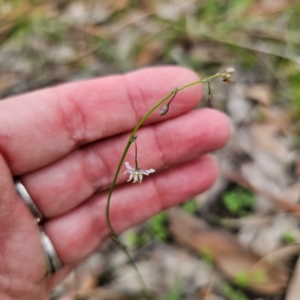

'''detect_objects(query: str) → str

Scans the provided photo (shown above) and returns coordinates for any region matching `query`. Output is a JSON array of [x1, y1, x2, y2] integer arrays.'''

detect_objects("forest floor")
[[1, 1, 300, 300]]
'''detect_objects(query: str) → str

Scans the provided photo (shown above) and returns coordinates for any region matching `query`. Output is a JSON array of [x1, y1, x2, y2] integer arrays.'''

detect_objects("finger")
[[44, 155, 218, 265], [0, 67, 201, 174], [22, 109, 229, 217]]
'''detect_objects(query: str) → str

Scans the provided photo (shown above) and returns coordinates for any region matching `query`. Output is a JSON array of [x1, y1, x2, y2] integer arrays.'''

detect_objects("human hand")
[[0, 66, 230, 299]]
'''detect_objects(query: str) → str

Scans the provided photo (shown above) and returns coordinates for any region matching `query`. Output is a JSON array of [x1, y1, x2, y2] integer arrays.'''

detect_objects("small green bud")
[[159, 88, 178, 116], [159, 105, 169, 115], [206, 94, 213, 105]]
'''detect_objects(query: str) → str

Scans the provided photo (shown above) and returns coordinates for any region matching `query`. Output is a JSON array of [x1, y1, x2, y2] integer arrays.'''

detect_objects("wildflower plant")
[[105, 67, 236, 299]]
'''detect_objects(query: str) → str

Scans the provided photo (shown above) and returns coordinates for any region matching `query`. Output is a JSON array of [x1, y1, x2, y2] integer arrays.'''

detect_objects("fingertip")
[[198, 108, 231, 150], [213, 110, 231, 148], [198, 154, 219, 189]]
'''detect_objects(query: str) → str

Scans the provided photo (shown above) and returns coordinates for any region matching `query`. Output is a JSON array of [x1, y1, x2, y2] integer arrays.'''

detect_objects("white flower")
[[124, 162, 155, 183]]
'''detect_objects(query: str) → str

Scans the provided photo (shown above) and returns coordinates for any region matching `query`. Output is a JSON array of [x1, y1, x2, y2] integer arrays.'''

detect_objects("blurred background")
[[1, 0, 300, 299]]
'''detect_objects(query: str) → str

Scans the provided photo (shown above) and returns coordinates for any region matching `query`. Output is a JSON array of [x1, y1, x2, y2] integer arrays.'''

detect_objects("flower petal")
[[133, 172, 139, 183], [138, 172, 143, 183], [140, 168, 155, 175], [125, 162, 135, 171], [127, 173, 134, 182]]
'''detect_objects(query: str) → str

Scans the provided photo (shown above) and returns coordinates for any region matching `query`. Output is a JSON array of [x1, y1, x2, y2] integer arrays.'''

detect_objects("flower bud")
[[159, 105, 169, 115], [226, 67, 235, 73], [206, 94, 213, 105]]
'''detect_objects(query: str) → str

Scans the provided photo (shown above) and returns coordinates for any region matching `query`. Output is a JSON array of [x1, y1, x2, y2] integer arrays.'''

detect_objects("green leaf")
[[221, 283, 249, 300], [182, 199, 197, 214], [223, 187, 254, 216]]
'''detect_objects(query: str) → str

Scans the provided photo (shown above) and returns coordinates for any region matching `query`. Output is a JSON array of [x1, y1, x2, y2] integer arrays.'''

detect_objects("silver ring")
[[15, 178, 43, 223], [15, 178, 64, 275], [40, 227, 64, 275]]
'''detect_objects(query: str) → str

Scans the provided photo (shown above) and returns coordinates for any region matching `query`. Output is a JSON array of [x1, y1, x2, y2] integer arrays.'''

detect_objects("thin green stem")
[[105, 89, 175, 237], [105, 72, 222, 298], [117, 238, 150, 298], [134, 138, 138, 170], [177, 73, 221, 91]]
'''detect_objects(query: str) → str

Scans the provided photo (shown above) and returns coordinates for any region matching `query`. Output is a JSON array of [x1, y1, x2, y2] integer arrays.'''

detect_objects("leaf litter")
[[1, 1, 300, 300]]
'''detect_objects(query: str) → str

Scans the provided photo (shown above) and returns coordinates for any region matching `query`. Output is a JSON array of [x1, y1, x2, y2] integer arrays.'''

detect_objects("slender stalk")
[[134, 138, 138, 170], [105, 89, 175, 237], [105, 90, 176, 299], [117, 238, 151, 298], [106, 73, 221, 234], [105, 72, 222, 298]]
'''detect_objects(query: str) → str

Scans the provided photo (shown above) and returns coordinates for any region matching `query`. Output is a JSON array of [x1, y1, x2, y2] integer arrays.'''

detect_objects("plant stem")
[[105, 72, 221, 298]]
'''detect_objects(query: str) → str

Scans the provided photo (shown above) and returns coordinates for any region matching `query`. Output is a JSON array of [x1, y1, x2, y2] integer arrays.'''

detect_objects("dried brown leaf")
[[252, 123, 287, 156], [246, 84, 272, 106], [259, 245, 300, 265], [168, 208, 288, 295], [111, 0, 130, 11], [135, 42, 163, 67], [0, 75, 18, 95], [248, 0, 297, 17], [76, 272, 97, 297], [258, 106, 292, 134], [285, 255, 300, 300]]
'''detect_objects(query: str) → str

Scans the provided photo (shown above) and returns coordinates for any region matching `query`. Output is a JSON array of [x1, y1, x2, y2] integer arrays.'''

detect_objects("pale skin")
[[0, 66, 230, 299]]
